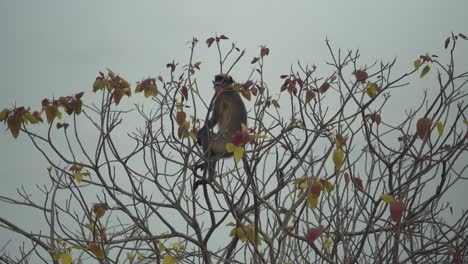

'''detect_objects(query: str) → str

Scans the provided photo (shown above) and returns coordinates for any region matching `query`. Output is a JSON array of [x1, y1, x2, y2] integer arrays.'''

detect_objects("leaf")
[[158, 242, 166, 253], [323, 236, 331, 249], [271, 100, 280, 108], [181, 86, 188, 101], [390, 200, 405, 222], [332, 149, 344, 170], [344, 172, 350, 186], [113, 89, 123, 105], [354, 70, 368, 83], [0, 108, 9, 122], [7, 115, 21, 138], [241, 89, 251, 101], [444, 37, 450, 49], [92, 203, 108, 219], [416, 117, 432, 140], [413, 59, 421, 71], [176, 111, 186, 126], [307, 226, 323, 243], [380, 194, 394, 204], [260, 47, 269, 57], [251, 57, 259, 64], [436, 121, 444, 137], [89, 243, 105, 260], [305, 90, 315, 103], [366, 82, 378, 98], [93, 78, 106, 92], [61, 253, 72, 264], [74, 173, 84, 183], [335, 134, 347, 149], [354, 177, 364, 192], [371, 112, 382, 125], [307, 193, 319, 208], [420, 65, 431, 78], [319, 82, 330, 93], [219, 34, 228, 40]]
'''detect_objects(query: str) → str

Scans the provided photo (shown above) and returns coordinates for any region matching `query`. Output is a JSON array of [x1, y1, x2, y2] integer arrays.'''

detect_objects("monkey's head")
[[213, 74, 234, 90]]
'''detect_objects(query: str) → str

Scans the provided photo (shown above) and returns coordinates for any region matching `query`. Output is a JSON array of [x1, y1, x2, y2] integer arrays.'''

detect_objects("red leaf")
[[319, 82, 330, 93], [177, 126, 186, 139], [419, 55, 432, 62], [354, 70, 368, 83], [251, 57, 259, 64], [354, 177, 364, 191], [416, 117, 432, 140], [297, 78, 304, 88], [305, 90, 315, 103], [206, 37, 215, 48], [307, 226, 323, 243], [260, 47, 269, 57], [390, 200, 405, 222], [219, 34, 228, 40], [344, 172, 350, 185], [232, 130, 245, 146], [243, 80, 254, 89], [181, 86, 188, 101], [75, 92, 84, 100]]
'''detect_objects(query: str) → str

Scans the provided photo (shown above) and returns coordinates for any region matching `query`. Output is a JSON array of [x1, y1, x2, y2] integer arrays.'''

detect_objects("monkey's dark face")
[[213, 74, 234, 88]]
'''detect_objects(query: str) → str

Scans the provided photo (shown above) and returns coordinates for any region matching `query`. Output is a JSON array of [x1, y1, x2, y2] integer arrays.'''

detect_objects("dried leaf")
[[444, 37, 450, 49], [181, 86, 188, 101], [7, 115, 21, 138], [354, 177, 364, 192], [305, 90, 315, 103], [354, 70, 368, 83], [260, 47, 269, 57], [176, 112, 186, 126], [89, 243, 105, 260]]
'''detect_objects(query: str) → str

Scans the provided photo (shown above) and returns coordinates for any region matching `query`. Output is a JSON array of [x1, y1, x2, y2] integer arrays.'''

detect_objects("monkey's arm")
[[206, 100, 220, 129]]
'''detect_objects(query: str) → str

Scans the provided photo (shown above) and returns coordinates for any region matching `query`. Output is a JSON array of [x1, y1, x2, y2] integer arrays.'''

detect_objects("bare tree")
[[1, 34, 467, 264]]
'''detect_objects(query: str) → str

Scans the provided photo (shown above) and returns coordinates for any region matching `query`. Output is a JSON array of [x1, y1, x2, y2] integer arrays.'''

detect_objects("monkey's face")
[[213, 74, 234, 89]]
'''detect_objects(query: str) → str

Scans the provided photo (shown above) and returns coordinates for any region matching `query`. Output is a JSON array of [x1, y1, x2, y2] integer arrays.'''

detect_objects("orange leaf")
[[7, 115, 21, 138], [113, 89, 123, 105], [176, 112, 186, 126], [416, 117, 432, 140], [89, 243, 105, 260], [390, 200, 405, 222]]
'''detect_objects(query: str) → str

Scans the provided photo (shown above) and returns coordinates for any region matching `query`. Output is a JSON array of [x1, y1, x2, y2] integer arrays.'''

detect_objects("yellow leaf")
[[162, 254, 176, 264], [137, 253, 144, 260], [74, 173, 84, 183], [321, 180, 334, 192], [52, 252, 61, 261], [420, 65, 431, 78], [324, 236, 331, 250], [0, 108, 8, 122], [414, 59, 421, 71], [465, 120, 468, 125], [175, 102, 183, 111], [158, 242, 166, 253], [299, 182, 308, 190], [127, 253, 135, 264], [172, 243, 181, 250], [233, 147, 245, 163], [226, 143, 236, 152], [366, 82, 378, 98], [307, 193, 319, 208], [437, 121, 444, 137], [380, 193, 394, 204], [236, 227, 247, 242], [61, 253, 72, 264], [93, 79, 106, 92], [332, 149, 344, 170]]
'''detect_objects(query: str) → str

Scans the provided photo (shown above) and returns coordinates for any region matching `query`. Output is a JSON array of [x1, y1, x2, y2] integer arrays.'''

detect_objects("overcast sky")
[[1, 0, 467, 258]]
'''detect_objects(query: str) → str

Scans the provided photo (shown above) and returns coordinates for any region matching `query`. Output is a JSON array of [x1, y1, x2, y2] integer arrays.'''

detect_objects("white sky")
[[0, 0, 467, 258]]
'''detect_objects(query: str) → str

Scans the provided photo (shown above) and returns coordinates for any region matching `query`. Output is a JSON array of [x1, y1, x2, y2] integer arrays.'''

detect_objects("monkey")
[[195, 74, 247, 185]]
